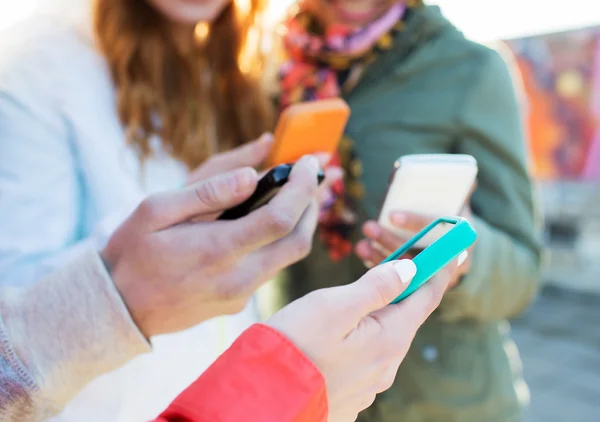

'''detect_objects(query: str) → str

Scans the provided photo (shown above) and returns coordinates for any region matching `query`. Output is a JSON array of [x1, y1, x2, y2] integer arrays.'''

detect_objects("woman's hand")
[[355, 203, 474, 290], [103, 156, 323, 338], [187, 132, 342, 207], [268, 257, 460, 422]]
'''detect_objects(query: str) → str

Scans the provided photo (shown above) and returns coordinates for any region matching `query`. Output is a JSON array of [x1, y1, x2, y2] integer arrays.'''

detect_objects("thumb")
[[366, 256, 462, 339], [328, 260, 417, 331], [137, 167, 259, 230], [218, 133, 274, 170]]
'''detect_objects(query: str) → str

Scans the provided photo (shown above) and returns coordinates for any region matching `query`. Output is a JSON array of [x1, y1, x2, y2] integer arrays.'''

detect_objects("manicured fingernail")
[[302, 155, 320, 171], [314, 152, 331, 163], [372, 241, 387, 255], [260, 133, 274, 144], [391, 213, 407, 225], [365, 221, 381, 238], [457, 251, 469, 266], [362, 260, 375, 269], [394, 259, 417, 284]]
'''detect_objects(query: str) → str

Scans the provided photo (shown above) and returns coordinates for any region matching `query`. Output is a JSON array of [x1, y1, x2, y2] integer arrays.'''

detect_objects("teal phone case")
[[380, 217, 477, 304]]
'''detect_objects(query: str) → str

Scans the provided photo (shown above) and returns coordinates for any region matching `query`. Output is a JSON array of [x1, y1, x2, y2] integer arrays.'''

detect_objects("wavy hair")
[[93, 0, 274, 168]]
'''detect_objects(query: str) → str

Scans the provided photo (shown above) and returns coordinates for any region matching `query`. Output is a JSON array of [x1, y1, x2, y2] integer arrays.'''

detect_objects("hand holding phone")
[[218, 163, 325, 221], [380, 217, 477, 303]]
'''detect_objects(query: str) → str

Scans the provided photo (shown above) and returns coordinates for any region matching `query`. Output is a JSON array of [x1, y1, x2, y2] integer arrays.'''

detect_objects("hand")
[[187, 133, 274, 185], [356, 207, 474, 290], [188, 133, 342, 205], [314, 154, 343, 206], [102, 156, 322, 338], [268, 258, 460, 422]]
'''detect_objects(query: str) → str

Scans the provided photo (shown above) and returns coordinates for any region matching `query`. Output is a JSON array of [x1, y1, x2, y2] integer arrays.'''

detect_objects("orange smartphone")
[[266, 98, 351, 167]]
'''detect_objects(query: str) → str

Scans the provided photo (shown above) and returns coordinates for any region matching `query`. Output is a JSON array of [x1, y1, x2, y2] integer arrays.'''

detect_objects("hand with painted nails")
[[355, 205, 474, 290], [268, 258, 455, 422]]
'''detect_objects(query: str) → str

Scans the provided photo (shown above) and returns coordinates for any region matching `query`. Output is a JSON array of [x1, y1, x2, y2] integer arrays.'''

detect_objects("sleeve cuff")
[[0, 248, 151, 411]]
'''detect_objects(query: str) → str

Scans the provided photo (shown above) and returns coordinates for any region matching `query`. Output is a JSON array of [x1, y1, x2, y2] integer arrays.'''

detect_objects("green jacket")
[[264, 6, 542, 422]]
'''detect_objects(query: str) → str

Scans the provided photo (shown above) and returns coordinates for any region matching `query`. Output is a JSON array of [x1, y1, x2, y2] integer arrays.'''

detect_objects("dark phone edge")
[[217, 164, 324, 221]]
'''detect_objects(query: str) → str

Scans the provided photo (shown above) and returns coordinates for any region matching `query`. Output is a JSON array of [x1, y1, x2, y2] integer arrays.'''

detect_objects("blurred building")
[[504, 27, 600, 292]]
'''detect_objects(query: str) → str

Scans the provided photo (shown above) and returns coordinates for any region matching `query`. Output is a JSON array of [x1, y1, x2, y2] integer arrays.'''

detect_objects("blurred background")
[[1, 1, 599, 421]]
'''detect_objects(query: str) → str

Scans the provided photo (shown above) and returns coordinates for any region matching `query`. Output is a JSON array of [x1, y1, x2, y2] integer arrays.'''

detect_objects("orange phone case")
[[267, 98, 351, 167]]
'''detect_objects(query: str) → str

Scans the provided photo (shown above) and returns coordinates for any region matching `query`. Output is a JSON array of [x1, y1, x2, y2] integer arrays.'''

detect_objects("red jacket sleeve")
[[153, 324, 328, 422]]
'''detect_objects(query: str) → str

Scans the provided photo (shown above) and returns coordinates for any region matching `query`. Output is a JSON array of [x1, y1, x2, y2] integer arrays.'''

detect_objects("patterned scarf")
[[279, 0, 422, 261]]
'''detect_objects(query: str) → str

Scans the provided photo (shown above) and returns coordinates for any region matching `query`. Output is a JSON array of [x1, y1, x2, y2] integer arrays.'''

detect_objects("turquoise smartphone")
[[380, 217, 477, 304]]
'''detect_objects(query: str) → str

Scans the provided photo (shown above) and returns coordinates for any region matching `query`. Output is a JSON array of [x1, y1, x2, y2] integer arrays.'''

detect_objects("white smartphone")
[[377, 154, 478, 249]]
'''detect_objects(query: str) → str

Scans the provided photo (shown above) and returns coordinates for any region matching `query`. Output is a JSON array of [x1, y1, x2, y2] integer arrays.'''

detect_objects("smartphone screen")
[[378, 154, 478, 248]]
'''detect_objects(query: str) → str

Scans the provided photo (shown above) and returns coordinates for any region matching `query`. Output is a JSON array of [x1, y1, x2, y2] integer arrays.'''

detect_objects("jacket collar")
[[346, 5, 456, 97]]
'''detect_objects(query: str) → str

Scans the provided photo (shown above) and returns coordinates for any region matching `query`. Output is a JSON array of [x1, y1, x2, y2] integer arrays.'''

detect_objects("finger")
[[323, 166, 344, 185], [136, 167, 258, 231], [218, 155, 320, 254], [313, 152, 332, 168], [355, 239, 387, 268], [316, 188, 333, 206], [238, 200, 320, 296], [326, 260, 417, 332], [316, 166, 343, 205], [362, 221, 408, 255], [457, 250, 469, 267], [367, 257, 460, 339], [389, 212, 435, 233], [216, 133, 274, 170]]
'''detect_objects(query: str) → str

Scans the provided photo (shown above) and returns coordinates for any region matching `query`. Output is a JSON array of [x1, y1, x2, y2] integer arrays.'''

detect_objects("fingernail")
[[303, 155, 320, 172], [314, 152, 331, 163], [457, 251, 469, 267], [362, 260, 375, 269], [394, 260, 417, 284], [372, 241, 387, 255], [260, 133, 274, 144], [391, 213, 407, 225], [365, 221, 381, 238], [234, 168, 257, 193]]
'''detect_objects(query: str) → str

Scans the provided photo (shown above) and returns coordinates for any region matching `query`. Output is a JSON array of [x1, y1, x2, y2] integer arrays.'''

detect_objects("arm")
[[438, 50, 543, 322], [0, 89, 143, 289], [0, 250, 150, 422], [0, 66, 148, 420], [154, 324, 327, 422]]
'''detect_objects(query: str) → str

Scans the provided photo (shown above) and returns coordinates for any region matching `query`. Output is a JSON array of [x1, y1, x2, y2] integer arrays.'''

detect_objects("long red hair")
[[93, 0, 274, 169]]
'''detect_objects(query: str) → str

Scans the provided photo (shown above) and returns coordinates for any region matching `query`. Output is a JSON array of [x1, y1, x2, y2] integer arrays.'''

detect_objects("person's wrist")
[[100, 247, 154, 340]]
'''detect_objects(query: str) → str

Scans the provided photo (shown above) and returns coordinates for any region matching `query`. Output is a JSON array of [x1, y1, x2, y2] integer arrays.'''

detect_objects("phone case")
[[267, 98, 350, 167], [218, 164, 325, 220], [380, 217, 477, 304]]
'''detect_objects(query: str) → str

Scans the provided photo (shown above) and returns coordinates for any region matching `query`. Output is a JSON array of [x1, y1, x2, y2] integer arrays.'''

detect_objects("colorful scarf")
[[279, 0, 423, 261]]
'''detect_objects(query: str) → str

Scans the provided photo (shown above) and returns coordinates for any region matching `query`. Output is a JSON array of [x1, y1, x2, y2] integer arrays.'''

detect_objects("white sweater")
[[0, 16, 258, 422]]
